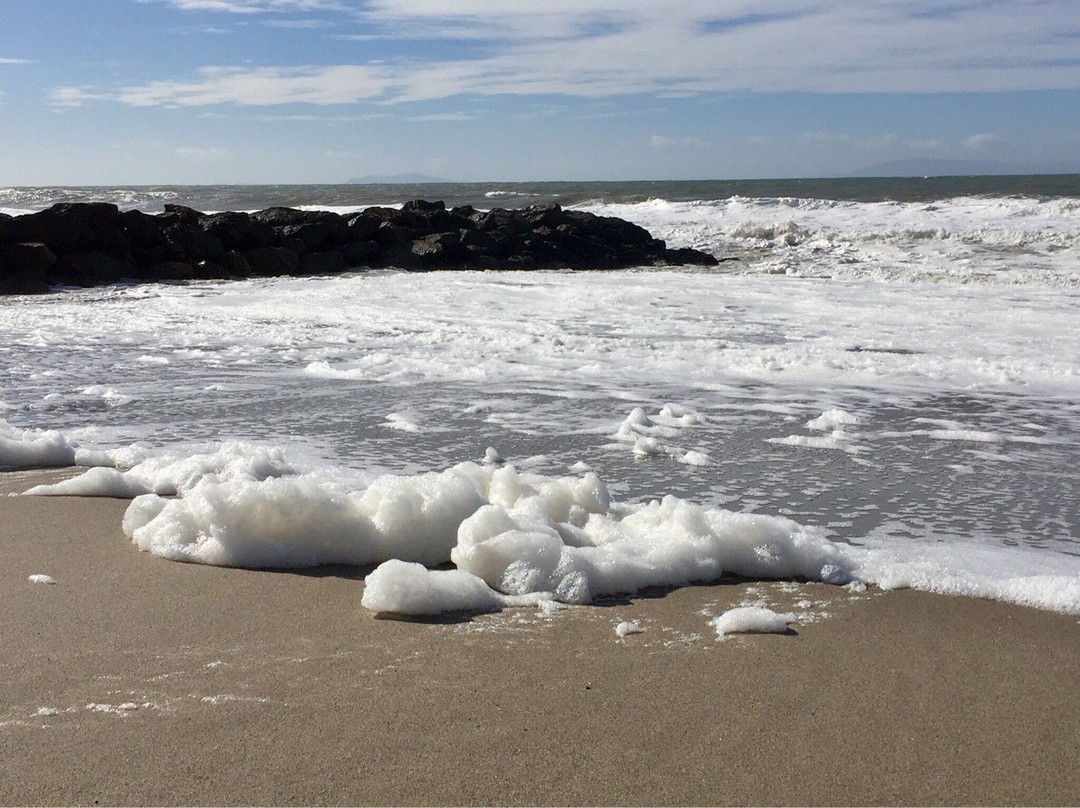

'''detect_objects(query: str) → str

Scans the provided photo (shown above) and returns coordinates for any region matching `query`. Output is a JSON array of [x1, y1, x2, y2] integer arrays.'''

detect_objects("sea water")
[[2, 177, 1079, 615]]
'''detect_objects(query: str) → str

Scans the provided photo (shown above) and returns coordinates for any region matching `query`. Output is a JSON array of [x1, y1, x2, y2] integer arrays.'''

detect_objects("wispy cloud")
[[144, 0, 343, 13], [650, 134, 711, 149], [65, 0, 1080, 107], [0, 57, 34, 64], [964, 132, 1001, 150], [114, 65, 391, 106], [175, 146, 229, 159], [406, 111, 475, 122]]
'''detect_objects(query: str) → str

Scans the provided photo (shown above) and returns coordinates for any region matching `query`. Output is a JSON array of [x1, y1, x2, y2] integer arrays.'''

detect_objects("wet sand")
[[2, 470, 1079, 806]]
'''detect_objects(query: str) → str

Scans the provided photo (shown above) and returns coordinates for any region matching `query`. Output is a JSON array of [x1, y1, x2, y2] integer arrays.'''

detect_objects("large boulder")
[[0, 242, 56, 294], [49, 251, 132, 287], [299, 251, 348, 276], [246, 246, 301, 276], [9, 206, 88, 253], [2, 242, 57, 273], [411, 232, 467, 268], [163, 222, 226, 262]]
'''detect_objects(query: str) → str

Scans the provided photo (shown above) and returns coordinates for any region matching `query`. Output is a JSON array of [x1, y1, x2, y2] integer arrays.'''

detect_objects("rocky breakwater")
[[0, 200, 717, 295]]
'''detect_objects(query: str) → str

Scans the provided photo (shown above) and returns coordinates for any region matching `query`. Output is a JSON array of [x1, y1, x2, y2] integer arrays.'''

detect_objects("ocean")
[[2, 176, 1079, 615]]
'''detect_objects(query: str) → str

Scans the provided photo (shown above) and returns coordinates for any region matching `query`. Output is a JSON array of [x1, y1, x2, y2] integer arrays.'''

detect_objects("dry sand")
[[2, 469, 1079, 806]]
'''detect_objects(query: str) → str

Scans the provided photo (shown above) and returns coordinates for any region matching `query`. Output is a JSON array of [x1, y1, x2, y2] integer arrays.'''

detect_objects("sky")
[[1, 0, 1078, 184]]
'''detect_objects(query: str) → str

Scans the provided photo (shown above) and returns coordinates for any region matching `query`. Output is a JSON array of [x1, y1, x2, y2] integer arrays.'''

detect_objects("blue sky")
[[1, 0, 1078, 183]]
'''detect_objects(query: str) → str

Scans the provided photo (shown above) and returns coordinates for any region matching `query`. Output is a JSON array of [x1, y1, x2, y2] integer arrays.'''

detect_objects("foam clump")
[[711, 606, 796, 637], [615, 620, 645, 637], [361, 560, 503, 615], [806, 408, 858, 431], [23, 442, 294, 498], [28, 574, 57, 585], [0, 420, 78, 470], [450, 486, 852, 611], [768, 407, 861, 452], [124, 463, 486, 568], [614, 404, 707, 462], [76, 445, 857, 615]]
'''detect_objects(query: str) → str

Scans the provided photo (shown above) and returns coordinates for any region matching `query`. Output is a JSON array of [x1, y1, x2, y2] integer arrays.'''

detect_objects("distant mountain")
[[848, 158, 1016, 178], [348, 173, 452, 184]]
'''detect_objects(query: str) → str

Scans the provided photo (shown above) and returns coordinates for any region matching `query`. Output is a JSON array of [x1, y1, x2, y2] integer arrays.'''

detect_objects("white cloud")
[[801, 131, 852, 144], [175, 146, 230, 159], [50, 87, 92, 107], [147, 0, 343, 12], [964, 132, 1000, 150], [115, 65, 391, 106], [650, 134, 710, 149], [406, 112, 475, 122], [71, 0, 1080, 107], [0, 58, 34, 65]]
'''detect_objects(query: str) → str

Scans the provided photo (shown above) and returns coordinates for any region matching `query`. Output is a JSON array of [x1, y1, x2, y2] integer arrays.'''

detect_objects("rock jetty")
[[0, 200, 717, 295]]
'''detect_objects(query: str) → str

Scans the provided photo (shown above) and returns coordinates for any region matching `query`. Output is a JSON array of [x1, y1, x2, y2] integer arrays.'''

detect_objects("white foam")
[[615, 404, 706, 463], [0, 421, 78, 470], [124, 463, 485, 568], [28, 574, 57, 585], [711, 606, 796, 637], [584, 195, 1080, 287], [847, 536, 1080, 615], [807, 408, 858, 431], [767, 434, 849, 451], [615, 619, 645, 637], [926, 428, 1001, 443], [384, 412, 421, 433], [24, 443, 294, 498], [361, 560, 503, 615], [678, 449, 711, 466]]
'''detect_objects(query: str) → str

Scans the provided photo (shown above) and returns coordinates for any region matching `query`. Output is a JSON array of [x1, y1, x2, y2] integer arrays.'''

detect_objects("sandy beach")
[[1, 469, 1078, 806]]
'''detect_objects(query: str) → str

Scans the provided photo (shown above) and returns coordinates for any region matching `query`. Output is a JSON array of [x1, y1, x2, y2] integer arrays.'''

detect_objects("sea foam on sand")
[[712, 606, 796, 637], [19, 443, 854, 613], [13, 437, 1080, 618]]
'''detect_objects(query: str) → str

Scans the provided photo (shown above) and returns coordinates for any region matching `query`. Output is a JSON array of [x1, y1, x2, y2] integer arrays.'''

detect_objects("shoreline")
[[2, 471, 1079, 805]]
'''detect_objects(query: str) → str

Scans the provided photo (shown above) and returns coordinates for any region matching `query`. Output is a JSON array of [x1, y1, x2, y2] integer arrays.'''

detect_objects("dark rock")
[[199, 212, 253, 251], [661, 247, 720, 266], [10, 208, 87, 253], [411, 232, 467, 268], [0, 244, 54, 294], [246, 246, 300, 277], [523, 203, 565, 230], [473, 208, 530, 237], [281, 223, 330, 252], [402, 199, 446, 214], [49, 251, 131, 286], [160, 204, 205, 225], [2, 242, 57, 274], [221, 250, 251, 278], [193, 260, 231, 280], [0, 267, 51, 294], [341, 240, 378, 267], [0, 198, 720, 293], [344, 213, 381, 241], [299, 251, 348, 276], [253, 208, 347, 239], [164, 222, 225, 262], [121, 210, 185, 266]]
